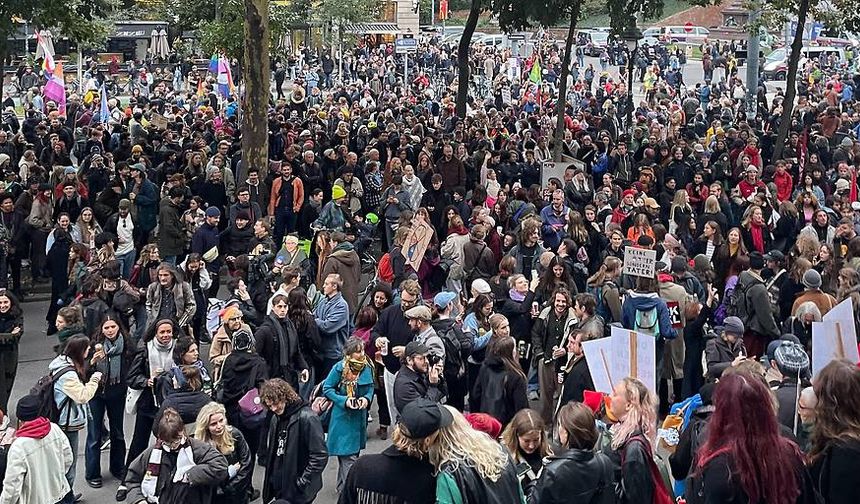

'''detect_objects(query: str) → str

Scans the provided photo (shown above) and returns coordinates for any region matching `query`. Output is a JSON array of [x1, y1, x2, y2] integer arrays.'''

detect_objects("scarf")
[[16, 417, 51, 439], [401, 174, 425, 210], [509, 288, 526, 302], [269, 314, 292, 377], [340, 356, 368, 398], [141, 439, 196, 503], [102, 336, 125, 385], [749, 221, 765, 253], [148, 338, 176, 378]]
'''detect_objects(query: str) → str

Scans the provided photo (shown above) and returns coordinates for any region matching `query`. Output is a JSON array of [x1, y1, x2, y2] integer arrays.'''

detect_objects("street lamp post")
[[620, 26, 642, 138]]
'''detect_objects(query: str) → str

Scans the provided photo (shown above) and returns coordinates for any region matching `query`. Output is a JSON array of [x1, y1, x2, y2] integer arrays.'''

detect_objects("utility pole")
[[745, 2, 760, 120]]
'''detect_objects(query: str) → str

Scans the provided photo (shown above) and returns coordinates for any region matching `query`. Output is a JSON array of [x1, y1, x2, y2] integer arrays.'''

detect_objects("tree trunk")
[[0, 42, 5, 110], [456, 0, 482, 118], [552, 7, 580, 162], [242, 0, 271, 185], [772, 0, 809, 161]]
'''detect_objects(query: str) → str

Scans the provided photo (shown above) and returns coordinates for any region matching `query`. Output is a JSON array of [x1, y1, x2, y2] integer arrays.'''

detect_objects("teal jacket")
[[322, 360, 374, 456]]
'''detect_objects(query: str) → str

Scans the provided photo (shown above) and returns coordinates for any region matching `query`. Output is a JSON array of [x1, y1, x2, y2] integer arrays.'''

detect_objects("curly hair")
[[260, 378, 300, 407]]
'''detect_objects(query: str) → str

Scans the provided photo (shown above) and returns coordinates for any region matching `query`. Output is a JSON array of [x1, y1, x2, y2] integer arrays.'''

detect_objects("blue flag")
[[99, 85, 110, 124]]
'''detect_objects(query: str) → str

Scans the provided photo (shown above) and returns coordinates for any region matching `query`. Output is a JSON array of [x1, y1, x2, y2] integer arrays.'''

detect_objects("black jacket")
[[126, 438, 229, 504], [393, 365, 445, 415], [604, 434, 654, 504], [558, 355, 594, 409], [811, 439, 860, 504], [338, 445, 436, 504], [220, 351, 268, 406], [704, 333, 745, 381], [263, 401, 328, 504], [255, 314, 308, 389], [469, 356, 528, 426], [529, 449, 615, 504], [440, 457, 523, 504], [156, 389, 212, 427], [216, 427, 253, 504]]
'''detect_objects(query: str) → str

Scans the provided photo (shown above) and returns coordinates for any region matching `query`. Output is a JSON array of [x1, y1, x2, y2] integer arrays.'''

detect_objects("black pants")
[[0, 344, 17, 413], [0, 249, 21, 293], [86, 390, 126, 480], [125, 412, 154, 473], [373, 361, 391, 427]]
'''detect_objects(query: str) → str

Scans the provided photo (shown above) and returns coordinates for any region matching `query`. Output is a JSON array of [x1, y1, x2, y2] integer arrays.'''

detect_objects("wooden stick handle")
[[630, 331, 638, 378]]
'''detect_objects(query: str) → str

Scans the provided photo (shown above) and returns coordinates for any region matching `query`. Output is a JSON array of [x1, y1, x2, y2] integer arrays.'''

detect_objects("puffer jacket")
[[530, 448, 615, 504], [49, 355, 101, 431]]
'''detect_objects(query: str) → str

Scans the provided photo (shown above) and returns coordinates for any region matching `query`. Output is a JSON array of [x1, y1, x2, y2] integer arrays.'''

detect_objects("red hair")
[[695, 373, 802, 504]]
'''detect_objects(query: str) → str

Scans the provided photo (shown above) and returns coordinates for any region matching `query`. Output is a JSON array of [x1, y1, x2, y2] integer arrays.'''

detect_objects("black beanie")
[[16, 394, 41, 422]]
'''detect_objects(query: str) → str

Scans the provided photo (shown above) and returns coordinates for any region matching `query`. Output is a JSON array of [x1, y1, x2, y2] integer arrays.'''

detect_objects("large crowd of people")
[[0, 27, 859, 504]]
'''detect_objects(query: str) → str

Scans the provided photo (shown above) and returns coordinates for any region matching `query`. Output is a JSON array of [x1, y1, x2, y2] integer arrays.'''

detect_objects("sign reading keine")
[[623, 246, 657, 278]]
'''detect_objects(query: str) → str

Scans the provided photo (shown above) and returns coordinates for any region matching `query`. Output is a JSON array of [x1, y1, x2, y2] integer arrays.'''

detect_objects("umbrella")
[[35, 30, 55, 59], [148, 29, 159, 58], [157, 28, 170, 59]]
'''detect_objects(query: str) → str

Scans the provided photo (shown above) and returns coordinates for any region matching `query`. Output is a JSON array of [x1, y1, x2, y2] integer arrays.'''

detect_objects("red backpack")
[[377, 253, 394, 283], [619, 435, 673, 504]]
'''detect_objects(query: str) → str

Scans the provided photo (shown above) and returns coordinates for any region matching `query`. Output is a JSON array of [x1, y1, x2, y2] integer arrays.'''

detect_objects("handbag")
[[238, 388, 266, 429], [202, 245, 219, 263], [125, 387, 143, 415], [310, 382, 332, 431]]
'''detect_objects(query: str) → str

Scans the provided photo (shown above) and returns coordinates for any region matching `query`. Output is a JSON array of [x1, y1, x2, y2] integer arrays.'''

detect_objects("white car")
[[643, 25, 710, 44]]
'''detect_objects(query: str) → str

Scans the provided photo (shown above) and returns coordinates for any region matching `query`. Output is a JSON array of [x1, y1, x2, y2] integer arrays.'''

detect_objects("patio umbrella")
[[157, 28, 170, 59], [148, 29, 159, 58], [35, 30, 55, 59]]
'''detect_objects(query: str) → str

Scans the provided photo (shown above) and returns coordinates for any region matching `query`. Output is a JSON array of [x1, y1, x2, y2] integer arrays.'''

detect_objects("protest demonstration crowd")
[[1, 23, 860, 504]]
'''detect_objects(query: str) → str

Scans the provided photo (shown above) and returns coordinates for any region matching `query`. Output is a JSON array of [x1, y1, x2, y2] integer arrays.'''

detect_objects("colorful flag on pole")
[[44, 61, 66, 114], [208, 54, 219, 74], [439, 0, 449, 20], [216, 56, 235, 97], [197, 78, 205, 98], [99, 84, 110, 124], [529, 58, 542, 84], [36, 31, 56, 76]]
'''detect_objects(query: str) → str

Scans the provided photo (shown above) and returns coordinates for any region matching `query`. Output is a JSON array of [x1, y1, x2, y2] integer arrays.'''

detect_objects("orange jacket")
[[268, 175, 304, 215]]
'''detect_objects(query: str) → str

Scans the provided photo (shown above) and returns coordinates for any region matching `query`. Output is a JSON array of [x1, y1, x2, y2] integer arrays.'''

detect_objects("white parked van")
[[642, 25, 710, 44], [761, 46, 845, 80]]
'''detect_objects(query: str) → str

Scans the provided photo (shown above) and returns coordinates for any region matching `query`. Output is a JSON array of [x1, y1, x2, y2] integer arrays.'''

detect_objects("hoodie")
[[621, 291, 677, 340], [16, 417, 51, 439]]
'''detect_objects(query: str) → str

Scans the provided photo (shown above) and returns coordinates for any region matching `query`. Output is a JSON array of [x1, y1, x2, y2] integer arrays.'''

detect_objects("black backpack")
[[30, 366, 76, 428], [435, 322, 470, 383]]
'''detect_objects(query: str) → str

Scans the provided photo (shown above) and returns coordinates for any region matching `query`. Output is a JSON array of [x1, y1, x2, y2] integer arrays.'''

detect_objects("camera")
[[427, 354, 441, 367]]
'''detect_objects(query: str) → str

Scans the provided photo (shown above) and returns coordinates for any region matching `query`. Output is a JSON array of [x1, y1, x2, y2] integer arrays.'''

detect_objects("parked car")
[[761, 46, 846, 80]]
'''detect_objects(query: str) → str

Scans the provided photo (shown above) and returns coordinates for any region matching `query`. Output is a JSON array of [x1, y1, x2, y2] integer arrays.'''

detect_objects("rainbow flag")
[[208, 54, 219, 74], [36, 31, 56, 76], [44, 61, 66, 113], [216, 56, 235, 97]]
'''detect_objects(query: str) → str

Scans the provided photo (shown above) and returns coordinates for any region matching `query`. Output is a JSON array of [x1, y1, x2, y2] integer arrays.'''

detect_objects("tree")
[[761, 0, 860, 160], [455, 0, 486, 118], [241, 0, 270, 194], [0, 0, 111, 105], [493, 0, 666, 160], [198, 0, 304, 61]]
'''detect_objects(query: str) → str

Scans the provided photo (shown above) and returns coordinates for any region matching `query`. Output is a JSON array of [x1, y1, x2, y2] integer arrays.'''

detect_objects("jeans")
[[273, 207, 297, 252], [383, 369, 398, 424], [85, 390, 126, 481], [63, 429, 79, 490], [163, 255, 178, 266], [336, 454, 358, 493], [298, 366, 315, 401], [527, 365, 539, 393], [116, 249, 136, 280]]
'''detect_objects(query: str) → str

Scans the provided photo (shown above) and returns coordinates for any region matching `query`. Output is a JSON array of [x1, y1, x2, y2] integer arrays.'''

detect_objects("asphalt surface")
[[12, 297, 391, 504]]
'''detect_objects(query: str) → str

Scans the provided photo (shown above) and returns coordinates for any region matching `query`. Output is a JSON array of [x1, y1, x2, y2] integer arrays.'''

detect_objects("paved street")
[[12, 297, 389, 504]]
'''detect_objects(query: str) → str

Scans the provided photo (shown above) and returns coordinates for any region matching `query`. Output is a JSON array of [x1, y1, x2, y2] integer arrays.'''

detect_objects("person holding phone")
[[704, 316, 747, 381]]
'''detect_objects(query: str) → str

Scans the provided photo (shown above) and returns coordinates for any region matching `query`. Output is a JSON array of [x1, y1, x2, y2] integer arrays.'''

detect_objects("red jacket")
[[773, 170, 794, 202]]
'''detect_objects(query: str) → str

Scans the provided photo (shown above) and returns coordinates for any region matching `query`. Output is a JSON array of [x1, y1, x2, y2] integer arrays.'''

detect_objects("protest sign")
[[150, 113, 168, 130], [623, 246, 657, 278], [611, 326, 657, 396], [402, 219, 434, 272], [812, 299, 860, 376], [582, 337, 614, 394]]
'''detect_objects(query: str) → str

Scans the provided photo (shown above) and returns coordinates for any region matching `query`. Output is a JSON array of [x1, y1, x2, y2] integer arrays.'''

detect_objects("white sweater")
[[1, 423, 73, 504]]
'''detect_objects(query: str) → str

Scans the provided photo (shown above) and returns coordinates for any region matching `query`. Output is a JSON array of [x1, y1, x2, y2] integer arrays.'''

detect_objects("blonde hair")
[[428, 406, 508, 481], [610, 377, 657, 450], [194, 402, 235, 455]]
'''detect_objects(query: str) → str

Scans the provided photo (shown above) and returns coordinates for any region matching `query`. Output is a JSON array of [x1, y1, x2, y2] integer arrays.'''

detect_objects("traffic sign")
[[684, 22, 693, 33], [395, 37, 418, 54]]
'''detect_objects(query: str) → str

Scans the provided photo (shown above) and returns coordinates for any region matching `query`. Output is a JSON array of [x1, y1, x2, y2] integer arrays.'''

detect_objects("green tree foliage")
[[198, 0, 306, 61]]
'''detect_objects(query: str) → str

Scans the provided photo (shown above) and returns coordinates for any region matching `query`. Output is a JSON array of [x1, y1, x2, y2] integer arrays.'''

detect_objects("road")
[[12, 297, 390, 504]]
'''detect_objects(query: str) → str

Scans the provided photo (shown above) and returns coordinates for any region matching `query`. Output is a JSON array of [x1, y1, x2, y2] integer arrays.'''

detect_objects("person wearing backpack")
[[431, 291, 471, 412], [668, 383, 715, 503], [621, 276, 678, 384], [604, 377, 673, 504], [48, 334, 103, 503], [735, 252, 780, 358], [586, 257, 623, 326]]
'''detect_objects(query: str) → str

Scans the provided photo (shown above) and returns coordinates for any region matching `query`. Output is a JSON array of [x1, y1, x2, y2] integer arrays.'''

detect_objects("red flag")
[[439, 0, 449, 20]]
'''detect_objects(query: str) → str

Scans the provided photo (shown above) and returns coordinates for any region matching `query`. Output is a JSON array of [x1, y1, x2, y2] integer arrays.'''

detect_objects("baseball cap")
[[433, 291, 457, 309], [405, 341, 429, 358], [399, 399, 453, 439], [763, 250, 785, 262]]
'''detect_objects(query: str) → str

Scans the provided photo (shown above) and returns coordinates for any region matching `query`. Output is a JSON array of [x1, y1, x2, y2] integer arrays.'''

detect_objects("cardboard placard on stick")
[[611, 326, 657, 396], [401, 219, 434, 272], [812, 319, 860, 377], [582, 337, 614, 394], [623, 246, 657, 279], [150, 113, 168, 130]]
